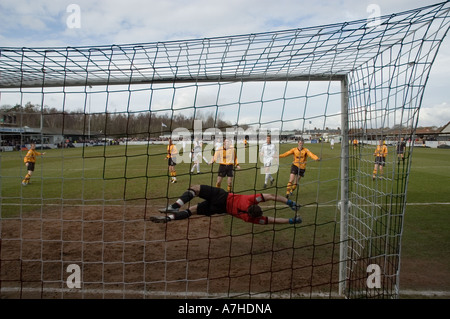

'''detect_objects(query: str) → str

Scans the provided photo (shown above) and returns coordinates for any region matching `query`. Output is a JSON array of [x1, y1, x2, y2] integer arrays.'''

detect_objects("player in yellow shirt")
[[353, 138, 358, 150], [373, 139, 388, 180], [209, 138, 240, 192], [22, 143, 46, 186], [244, 135, 249, 148], [279, 137, 320, 198], [166, 138, 178, 183]]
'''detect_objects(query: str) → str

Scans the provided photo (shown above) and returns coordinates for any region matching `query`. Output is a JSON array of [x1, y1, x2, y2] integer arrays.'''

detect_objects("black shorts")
[[168, 158, 177, 166], [196, 185, 228, 216], [26, 162, 35, 171], [290, 164, 305, 177], [218, 164, 234, 177], [375, 156, 385, 166]]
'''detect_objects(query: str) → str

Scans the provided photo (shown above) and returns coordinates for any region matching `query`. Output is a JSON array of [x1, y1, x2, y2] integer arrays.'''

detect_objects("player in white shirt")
[[260, 135, 277, 188], [190, 137, 203, 174], [214, 136, 223, 152]]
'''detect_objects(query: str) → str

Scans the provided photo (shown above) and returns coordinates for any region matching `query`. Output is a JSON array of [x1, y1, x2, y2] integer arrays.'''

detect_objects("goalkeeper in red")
[[150, 184, 302, 225], [22, 143, 46, 186], [279, 137, 320, 198]]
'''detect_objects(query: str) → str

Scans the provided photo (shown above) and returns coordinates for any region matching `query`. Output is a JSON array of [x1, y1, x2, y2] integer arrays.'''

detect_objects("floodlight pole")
[[339, 75, 349, 296]]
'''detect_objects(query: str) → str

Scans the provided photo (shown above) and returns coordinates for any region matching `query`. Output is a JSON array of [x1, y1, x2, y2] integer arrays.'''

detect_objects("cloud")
[[1, 0, 447, 45], [418, 103, 450, 128], [0, 0, 62, 34]]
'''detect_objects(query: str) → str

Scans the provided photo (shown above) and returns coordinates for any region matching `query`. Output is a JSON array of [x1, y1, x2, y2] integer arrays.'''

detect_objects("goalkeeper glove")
[[289, 216, 302, 224], [286, 199, 300, 211]]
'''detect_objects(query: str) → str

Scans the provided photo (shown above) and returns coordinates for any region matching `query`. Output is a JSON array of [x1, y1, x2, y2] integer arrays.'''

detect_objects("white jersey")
[[192, 140, 203, 161], [193, 140, 202, 153], [260, 143, 277, 165]]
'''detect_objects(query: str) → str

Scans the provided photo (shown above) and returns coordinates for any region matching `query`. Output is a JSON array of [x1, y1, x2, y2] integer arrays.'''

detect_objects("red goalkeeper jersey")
[[226, 193, 268, 225]]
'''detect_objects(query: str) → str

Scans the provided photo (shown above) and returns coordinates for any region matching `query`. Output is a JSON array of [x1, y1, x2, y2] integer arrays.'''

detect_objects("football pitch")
[[0, 142, 449, 297]]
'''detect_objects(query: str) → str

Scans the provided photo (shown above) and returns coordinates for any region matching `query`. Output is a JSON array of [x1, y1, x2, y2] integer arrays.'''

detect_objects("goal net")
[[0, 2, 449, 299]]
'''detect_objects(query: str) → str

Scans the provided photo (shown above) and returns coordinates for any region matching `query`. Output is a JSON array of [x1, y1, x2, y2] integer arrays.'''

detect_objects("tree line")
[[1, 102, 238, 138]]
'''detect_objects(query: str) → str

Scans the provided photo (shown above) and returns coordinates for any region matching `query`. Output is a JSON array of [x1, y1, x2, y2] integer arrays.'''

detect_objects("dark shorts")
[[397, 143, 406, 154], [196, 185, 228, 216], [290, 164, 305, 177], [168, 158, 177, 166], [26, 162, 35, 171], [375, 156, 386, 166], [218, 164, 234, 177]]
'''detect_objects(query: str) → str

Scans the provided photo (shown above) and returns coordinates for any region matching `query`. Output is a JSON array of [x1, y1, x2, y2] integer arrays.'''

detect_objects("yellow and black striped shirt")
[[166, 144, 178, 158], [212, 146, 239, 166], [374, 144, 388, 158], [279, 147, 319, 169], [24, 149, 43, 163]]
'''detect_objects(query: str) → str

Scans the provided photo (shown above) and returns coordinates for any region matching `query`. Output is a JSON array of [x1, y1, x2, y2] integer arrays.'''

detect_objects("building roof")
[[438, 121, 450, 134]]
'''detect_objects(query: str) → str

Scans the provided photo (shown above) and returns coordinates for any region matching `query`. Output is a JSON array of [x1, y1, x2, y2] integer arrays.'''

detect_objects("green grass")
[[398, 147, 450, 292], [1, 142, 449, 293], [0, 143, 340, 212]]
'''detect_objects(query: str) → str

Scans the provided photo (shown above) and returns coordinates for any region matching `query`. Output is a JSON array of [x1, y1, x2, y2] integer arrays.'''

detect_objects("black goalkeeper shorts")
[[196, 185, 228, 216]]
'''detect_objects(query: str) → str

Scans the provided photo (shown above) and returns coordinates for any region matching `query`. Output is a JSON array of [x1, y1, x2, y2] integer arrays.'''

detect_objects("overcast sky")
[[0, 0, 448, 128]]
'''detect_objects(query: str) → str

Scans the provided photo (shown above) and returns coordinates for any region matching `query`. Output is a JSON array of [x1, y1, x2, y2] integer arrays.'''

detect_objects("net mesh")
[[0, 2, 449, 299]]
